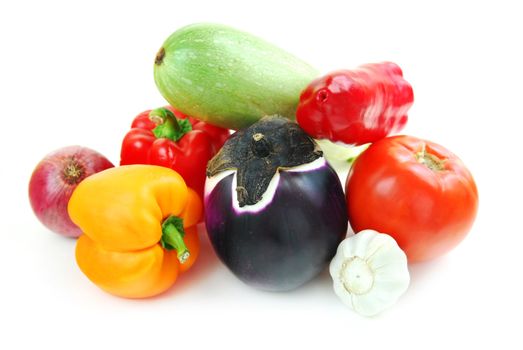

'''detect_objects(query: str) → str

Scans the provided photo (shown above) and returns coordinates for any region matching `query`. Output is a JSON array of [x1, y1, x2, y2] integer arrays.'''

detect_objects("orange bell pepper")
[[68, 164, 202, 298]]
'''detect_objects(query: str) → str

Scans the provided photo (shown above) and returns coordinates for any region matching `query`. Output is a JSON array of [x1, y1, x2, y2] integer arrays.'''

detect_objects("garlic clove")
[[341, 230, 376, 258], [351, 276, 409, 316], [368, 248, 406, 270], [351, 287, 393, 317]]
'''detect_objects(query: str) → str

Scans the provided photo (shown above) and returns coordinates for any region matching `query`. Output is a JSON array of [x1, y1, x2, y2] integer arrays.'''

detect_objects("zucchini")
[[154, 23, 318, 130]]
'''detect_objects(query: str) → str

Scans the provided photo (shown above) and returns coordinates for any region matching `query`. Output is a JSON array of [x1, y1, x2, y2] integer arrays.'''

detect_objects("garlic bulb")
[[329, 230, 410, 316]]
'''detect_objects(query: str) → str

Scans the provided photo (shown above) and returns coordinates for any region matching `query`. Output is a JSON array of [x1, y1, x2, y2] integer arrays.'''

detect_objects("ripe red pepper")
[[296, 62, 414, 146], [120, 106, 229, 199]]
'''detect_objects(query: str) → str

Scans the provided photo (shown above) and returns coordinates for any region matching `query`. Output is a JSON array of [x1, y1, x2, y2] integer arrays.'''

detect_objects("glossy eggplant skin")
[[204, 162, 347, 291]]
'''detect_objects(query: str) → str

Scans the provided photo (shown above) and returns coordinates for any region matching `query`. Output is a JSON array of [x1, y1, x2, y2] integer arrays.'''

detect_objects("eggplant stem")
[[251, 133, 272, 157]]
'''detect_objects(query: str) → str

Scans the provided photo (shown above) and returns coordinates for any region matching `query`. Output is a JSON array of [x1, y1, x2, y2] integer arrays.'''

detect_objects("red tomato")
[[345, 135, 478, 262]]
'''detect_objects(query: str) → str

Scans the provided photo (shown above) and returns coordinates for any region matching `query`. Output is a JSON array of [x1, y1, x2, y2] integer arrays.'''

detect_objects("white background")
[[1, 0, 521, 349]]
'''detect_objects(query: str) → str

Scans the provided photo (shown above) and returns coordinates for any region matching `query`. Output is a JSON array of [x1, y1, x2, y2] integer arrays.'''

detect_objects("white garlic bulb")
[[329, 229, 410, 317]]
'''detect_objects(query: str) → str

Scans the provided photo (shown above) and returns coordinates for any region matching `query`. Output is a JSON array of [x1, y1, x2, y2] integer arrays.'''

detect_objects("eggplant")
[[204, 116, 348, 291]]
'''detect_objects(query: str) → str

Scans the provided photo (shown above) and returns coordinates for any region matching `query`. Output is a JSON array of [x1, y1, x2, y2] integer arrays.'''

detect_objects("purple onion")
[[204, 116, 347, 291]]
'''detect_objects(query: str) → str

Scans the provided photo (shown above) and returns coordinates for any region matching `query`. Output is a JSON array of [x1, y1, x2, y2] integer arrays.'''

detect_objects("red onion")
[[28, 145, 114, 237]]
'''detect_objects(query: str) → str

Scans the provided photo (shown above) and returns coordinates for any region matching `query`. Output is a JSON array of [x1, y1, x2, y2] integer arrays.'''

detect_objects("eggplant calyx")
[[207, 115, 322, 207]]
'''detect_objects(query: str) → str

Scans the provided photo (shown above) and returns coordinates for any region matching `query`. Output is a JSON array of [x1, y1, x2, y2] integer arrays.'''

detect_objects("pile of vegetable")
[[28, 23, 478, 316]]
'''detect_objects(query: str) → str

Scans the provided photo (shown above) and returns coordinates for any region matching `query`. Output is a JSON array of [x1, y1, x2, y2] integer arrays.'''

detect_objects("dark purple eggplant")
[[204, 116, 348, 291]]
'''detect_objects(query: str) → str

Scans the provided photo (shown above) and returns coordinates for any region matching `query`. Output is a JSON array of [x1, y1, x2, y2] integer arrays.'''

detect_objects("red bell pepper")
[[296, 62, 414, 146], [120, 106, 229, 199]]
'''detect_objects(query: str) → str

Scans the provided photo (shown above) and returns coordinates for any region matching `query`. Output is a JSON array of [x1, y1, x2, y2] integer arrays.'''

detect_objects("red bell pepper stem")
[[149, 107, 192, 142]]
